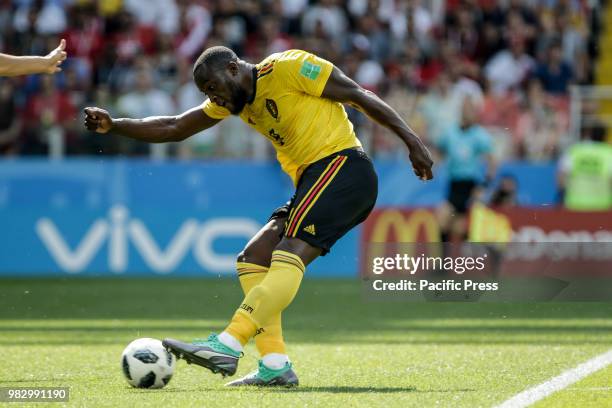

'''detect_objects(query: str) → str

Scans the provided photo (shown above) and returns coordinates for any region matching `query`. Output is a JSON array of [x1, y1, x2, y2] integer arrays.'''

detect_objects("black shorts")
[[448, 179, 478, 214], [269, 148, 378, 255]]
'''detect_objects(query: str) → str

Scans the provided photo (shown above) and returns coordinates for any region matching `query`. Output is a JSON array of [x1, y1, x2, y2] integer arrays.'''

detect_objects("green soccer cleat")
[[162, 334, 242, 377], [225, 360, 299, 387]]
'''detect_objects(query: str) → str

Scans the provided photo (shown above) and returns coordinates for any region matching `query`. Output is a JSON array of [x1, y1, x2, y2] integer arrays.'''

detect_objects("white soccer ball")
[[121, 338, 175, 389]]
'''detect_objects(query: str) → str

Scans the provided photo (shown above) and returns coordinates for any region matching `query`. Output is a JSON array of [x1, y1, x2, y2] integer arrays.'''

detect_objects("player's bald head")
[[192, 46, 250, 115], [193, 46, 238, 82]]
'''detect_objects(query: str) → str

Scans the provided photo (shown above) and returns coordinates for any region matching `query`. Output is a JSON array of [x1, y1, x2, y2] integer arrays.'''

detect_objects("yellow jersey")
[[202, 49, 361, 185]]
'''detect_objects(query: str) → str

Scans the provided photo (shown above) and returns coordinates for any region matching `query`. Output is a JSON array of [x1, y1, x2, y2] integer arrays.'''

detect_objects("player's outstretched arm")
[[322, 67, 434, 180], [83, 106, 221, 143], [0, 39, 67, 77]]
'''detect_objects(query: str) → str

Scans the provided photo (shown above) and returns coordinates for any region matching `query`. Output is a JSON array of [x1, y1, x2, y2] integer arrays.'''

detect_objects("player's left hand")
[[409, 144, 434, 181], [43, 39, 67, 74]]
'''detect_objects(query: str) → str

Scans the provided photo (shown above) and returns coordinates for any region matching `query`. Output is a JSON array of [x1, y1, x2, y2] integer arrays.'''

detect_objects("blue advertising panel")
[[0, 159, 558, 277]]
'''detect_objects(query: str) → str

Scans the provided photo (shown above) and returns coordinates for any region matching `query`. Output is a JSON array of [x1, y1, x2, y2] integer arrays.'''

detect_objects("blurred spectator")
[[253, 15, 293, 56], [556, 9, 587, 67], [445, 4, 479, 60], [174, 59, 219, 158], [405, 0, 435, 51], [13, 0, 67, 35], [62, 3, 103, 81], [515, 80, 569, 161], [116, 68, 175, 157], [535, 40, 573, 95], [211, 0, 259, 56], [156, 34, 180, 93], [448, 56, 484, 108], [21, 75, 77, 155], [279, 0, 308, 34], [175, 0, 212, 60], [473, 20, 504, 64], [124, 0, 179, 35], [350, 13, 390, 62], [302, 0, 347, 42], [0, 79, 21, 155], [112, 10, 156, 61], [485, 35, 534, 95], [352, 46, 385, 92], [416, 72, 462, 145], [373, 77, 418, 160]]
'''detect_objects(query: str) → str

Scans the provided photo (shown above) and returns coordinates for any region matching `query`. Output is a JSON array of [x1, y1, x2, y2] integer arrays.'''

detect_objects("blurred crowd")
[[0, 0, 605, 162]]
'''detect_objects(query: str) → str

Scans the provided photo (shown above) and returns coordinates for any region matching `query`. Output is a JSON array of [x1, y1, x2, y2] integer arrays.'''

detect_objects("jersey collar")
[[248, 66, 257, 104]]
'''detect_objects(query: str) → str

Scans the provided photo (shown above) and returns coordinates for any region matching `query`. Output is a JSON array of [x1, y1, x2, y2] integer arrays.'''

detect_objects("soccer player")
[[0, 39, 67, 77], [84, 47, 433, 387]]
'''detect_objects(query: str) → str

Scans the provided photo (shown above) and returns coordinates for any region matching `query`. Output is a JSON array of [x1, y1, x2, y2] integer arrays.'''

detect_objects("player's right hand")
[[409, 143, 434, 181], [84, 107, 113, 134]]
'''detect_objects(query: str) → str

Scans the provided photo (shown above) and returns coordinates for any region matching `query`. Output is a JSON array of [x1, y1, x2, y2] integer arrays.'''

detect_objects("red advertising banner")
[[360, 207, 612, 277]]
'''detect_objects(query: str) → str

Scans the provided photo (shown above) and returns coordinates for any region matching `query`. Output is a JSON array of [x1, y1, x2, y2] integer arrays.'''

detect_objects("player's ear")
[[227, 61, 239, 76]]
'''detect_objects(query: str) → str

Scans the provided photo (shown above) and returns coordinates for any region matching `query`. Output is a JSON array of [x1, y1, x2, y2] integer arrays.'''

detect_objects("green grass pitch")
[[1, 278, 611, 407]]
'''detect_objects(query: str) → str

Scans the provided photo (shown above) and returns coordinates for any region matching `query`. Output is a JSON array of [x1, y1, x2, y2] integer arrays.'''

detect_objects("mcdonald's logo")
[[361, 209, 441, 276], [369, 209, 440, 243]]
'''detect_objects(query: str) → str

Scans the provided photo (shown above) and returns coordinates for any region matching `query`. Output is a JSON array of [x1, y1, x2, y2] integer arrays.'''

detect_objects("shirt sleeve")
[[437, 128, 449, 153], [477, 128, 493, 154], [277, 50, 334, 97], [201, 98, 230, 120]]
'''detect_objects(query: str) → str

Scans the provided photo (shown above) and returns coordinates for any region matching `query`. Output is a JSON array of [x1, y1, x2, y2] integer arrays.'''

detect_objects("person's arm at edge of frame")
[[0, 39, 67, 77]]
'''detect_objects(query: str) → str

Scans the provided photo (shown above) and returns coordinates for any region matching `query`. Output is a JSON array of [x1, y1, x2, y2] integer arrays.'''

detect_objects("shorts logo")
[[265, 99, 279, 121], [300, 61, 321, 80], [239, 303, 254, 314], [303, 224, 316, 235]]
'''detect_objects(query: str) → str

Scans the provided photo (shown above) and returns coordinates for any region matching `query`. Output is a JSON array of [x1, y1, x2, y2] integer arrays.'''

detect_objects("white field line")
[[495, 349, 612, 408]]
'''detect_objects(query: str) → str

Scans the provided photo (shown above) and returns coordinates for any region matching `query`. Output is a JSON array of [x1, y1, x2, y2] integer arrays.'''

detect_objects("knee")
[[275, 237, 320, 266], [237, 247, 273, 269], [237, 218, 286, 266], [237, 247, 266, 265]]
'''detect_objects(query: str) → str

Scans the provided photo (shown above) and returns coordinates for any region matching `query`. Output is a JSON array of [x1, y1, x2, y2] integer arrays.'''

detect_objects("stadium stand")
[[0, 0, 605, 161]]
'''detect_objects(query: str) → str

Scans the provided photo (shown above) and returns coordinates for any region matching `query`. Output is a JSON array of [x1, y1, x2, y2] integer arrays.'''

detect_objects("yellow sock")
[[236, 262, 286, 355], [236, 262, 267, 293], [226, 251, 305, 346]]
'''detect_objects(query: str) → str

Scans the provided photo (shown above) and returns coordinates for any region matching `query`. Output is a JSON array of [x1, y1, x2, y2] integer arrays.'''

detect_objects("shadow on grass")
[[2, 278, 612, 320], [0, 378, 70, 384], [2, 325, 611, 333], [3, 339, 611, 346], [139, 386, 476, 394], [258, 386, 477, 394]]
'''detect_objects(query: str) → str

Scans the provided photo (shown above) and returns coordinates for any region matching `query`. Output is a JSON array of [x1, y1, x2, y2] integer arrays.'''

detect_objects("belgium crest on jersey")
[[266, 99, 279, 121]]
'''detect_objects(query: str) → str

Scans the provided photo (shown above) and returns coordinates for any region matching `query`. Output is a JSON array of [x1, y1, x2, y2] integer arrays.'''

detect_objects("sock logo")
[[239, 303, 254, 314], [254, 328, 265, 336], [303, 224, 316, 235]]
